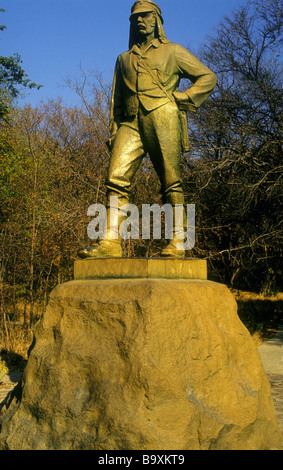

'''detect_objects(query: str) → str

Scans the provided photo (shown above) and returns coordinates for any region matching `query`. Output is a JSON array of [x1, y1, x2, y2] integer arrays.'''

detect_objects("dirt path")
[[258, 324, 283, 434]]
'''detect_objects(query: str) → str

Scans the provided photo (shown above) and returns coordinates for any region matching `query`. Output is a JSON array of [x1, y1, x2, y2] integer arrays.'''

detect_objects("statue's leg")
[[78, 122, 145, 258], [140, 103, 186, 257], [106, 121, 146, 199]]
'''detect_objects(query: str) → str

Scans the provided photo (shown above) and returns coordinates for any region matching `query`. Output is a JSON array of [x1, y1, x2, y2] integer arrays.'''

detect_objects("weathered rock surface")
[[0, 279, 282, 450]]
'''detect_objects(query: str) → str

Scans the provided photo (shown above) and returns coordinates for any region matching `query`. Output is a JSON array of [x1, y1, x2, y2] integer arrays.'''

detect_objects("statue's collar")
[[129, 37, 169, 54]]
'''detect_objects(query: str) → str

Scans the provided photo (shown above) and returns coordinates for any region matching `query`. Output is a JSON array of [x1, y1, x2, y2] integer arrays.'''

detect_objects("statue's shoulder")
[[170, 42, 192, 54], [160, 40, 184, 54], [166, 41, 185, 50], [161, 39, 174, 46], [119, 50, 129, 58], [116, 50, 130, 64]]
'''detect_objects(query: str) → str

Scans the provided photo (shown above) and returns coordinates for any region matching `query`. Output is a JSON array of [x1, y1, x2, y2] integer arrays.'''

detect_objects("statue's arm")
[[173, 44, 217, 110], [109, 57, 123, 139]]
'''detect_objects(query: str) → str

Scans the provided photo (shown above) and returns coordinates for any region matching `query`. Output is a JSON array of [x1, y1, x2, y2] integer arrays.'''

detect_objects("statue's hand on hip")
[[173, 91, 190, 111]]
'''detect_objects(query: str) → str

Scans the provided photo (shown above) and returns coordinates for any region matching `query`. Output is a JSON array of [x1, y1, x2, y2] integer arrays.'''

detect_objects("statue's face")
[[132, 11, 156, 38]]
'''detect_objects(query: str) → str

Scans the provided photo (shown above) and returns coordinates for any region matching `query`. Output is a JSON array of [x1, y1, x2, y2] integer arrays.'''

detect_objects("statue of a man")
[[78, 0, 216, 259]]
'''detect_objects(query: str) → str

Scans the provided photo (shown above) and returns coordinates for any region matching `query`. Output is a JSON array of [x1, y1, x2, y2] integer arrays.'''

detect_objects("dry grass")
[[231, 289, 283, 346], [0, 323, 33, 373]]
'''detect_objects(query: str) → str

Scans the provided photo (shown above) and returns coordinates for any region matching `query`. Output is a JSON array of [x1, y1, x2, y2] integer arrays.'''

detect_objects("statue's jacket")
[[110, 38, 217, 132]]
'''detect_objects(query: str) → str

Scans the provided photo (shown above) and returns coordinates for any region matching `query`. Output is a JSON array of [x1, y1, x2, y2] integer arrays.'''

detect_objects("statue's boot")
[[78, 240, 122, 259], [160, 238, 185, 258], [78, 196, 126, 259], [160, 205, 186, 258]]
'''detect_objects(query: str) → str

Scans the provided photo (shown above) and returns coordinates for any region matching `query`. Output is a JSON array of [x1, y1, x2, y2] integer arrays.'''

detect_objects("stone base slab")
[[74, 257, 207, 280]]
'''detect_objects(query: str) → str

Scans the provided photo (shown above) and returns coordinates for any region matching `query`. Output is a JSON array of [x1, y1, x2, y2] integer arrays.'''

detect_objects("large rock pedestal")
[[0, 259, 282, 450]]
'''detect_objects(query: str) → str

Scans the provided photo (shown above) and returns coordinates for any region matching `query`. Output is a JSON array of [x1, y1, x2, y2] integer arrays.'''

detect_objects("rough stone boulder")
[[0, 278, 282, 450]]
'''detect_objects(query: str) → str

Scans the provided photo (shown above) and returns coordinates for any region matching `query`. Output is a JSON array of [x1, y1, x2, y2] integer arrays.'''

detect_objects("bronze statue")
[[78, 0, 217, 259]]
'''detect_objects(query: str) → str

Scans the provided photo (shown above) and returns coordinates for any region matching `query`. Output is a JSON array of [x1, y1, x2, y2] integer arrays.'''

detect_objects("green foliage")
[[0, 8, 42, 120], [0, 54, 41, 97]]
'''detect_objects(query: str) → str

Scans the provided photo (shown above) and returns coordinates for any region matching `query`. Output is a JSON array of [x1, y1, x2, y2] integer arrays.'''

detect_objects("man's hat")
[[130, 1, 164, 24]]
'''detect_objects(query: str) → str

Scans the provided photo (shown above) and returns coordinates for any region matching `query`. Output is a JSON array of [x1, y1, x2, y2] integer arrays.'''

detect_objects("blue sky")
[[1, 0, 244, 107]]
